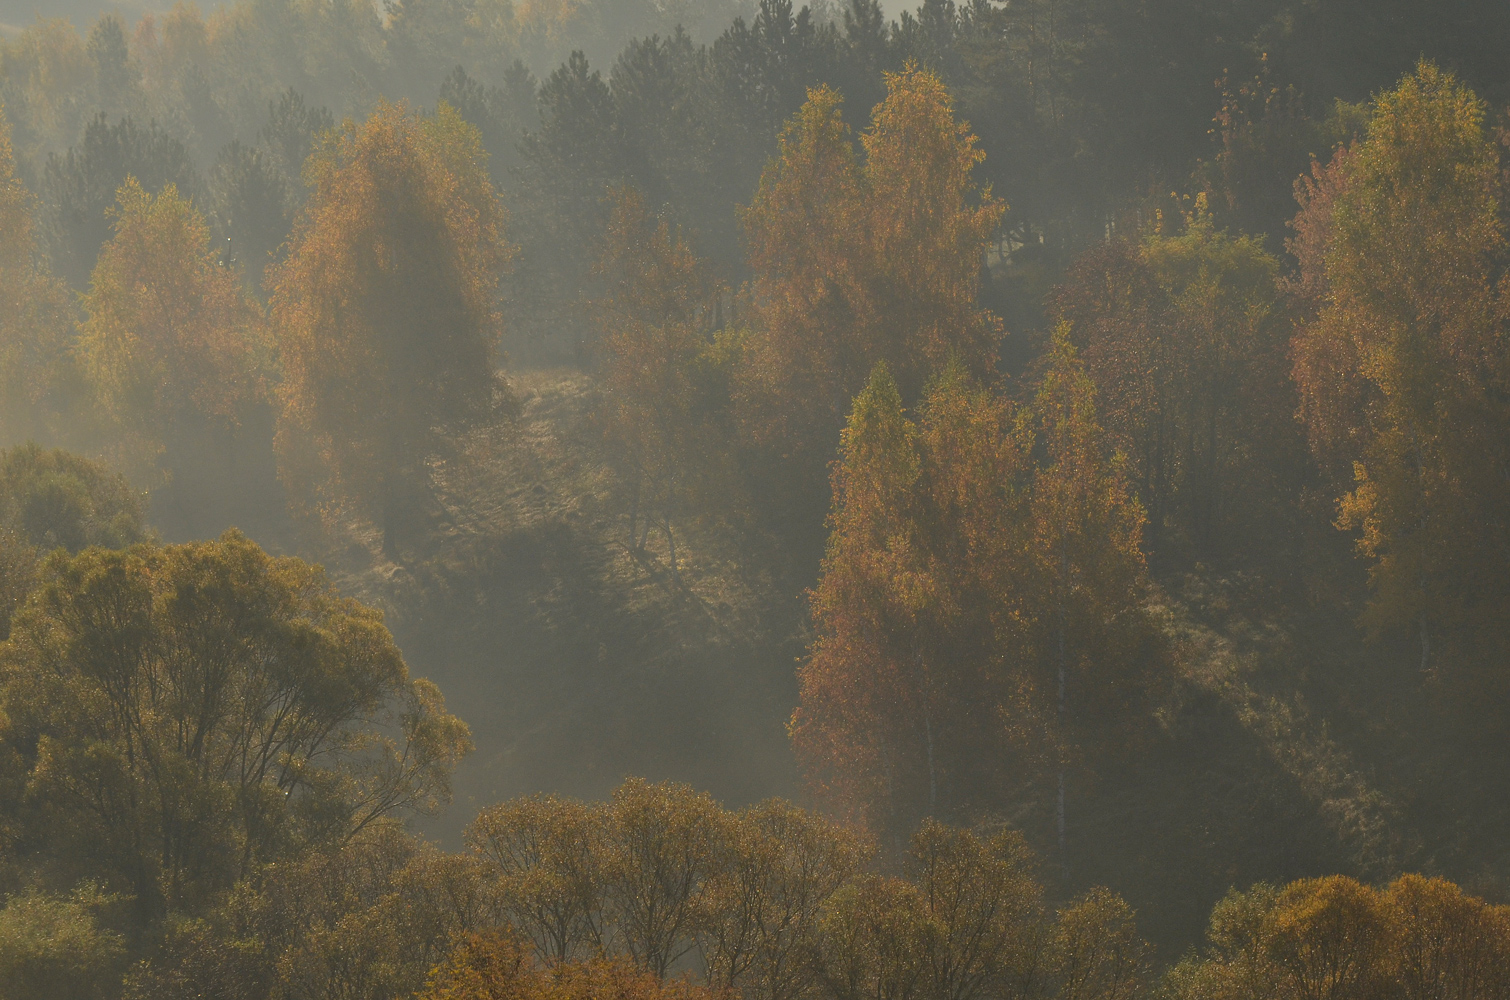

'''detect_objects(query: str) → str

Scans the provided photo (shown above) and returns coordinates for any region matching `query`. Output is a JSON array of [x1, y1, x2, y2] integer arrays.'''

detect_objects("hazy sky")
[[0, 0, 907, 36]]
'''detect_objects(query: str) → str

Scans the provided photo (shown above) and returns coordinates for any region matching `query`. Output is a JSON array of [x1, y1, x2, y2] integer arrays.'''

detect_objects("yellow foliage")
[[77, 178, 267, 474]]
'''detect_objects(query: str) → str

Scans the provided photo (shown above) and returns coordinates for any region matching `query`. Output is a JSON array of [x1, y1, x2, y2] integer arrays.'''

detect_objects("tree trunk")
[[1057, 538, 1069, 879], [382, 477, 400, 561]]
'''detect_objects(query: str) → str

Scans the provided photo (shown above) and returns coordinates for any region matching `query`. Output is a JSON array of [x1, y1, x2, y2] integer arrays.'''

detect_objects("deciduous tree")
[[1289, 64, 1510, 679], [0, 531, 472, 921], [78, 178, 267, 477], [269, 101, 511, 559]]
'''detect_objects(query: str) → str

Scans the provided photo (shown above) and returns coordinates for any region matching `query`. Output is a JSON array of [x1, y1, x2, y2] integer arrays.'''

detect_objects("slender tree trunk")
[[664, 520, 679, 582], [924, 705, 937, 815], [1057, 538, 1069, 878], [382, 476, 400, 561], [1411, 427, 1430, 672]]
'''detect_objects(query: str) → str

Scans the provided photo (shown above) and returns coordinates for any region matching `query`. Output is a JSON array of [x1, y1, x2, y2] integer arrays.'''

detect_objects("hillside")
[[293, 367, 1508, 958]]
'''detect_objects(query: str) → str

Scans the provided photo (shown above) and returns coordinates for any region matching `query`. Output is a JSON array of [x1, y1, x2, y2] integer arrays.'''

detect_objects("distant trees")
[[1288, 64, 1510, 683], [269, 101, 512, 559], [0, 106, 74, 447], [41, 114, 200, 288], [793, 344, 1162, 845], [0, 443, 145, 553], [0, 530, 471, 922], [77, 178, 268, 477], [0, 443, 145, 641]]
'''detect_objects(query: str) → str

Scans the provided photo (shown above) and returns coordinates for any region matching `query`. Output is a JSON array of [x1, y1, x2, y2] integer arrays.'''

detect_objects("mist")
[[1, 0, 1510, 997]]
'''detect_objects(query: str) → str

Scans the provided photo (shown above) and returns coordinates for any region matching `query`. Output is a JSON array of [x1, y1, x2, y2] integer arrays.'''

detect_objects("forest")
[[1, 0, 1510, 996]]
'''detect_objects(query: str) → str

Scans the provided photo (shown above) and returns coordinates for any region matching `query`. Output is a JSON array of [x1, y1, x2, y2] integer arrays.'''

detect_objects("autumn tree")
[[1050, 204, 1298, 556], [1288, 64, 1510, 680], [736, 83, 868, 466], [594, 185, 737, 574], [0, 104, 75, 448], [421, 929, 725, 1000], [0, 531, 472, 922], [791, 363, 940, 831], [698, 798, 869, 1000], [795, 344, 1158, 849], [815, 820, 1144, 1000], [77, 178, 268, 479], [469, 793, 612, 964], [736, 66, 1004, 514], [125, 822, 492, 1000], [1024, 329, 1156, 866], [269, 101, 511, 559], [0, 444, 145, 642], [1164, 874, 1510, 1000]]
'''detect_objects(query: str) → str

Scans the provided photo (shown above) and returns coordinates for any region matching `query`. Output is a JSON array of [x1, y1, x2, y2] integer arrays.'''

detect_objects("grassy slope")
[[318, 367, 1507, 958], [333, 369, 806, 843]]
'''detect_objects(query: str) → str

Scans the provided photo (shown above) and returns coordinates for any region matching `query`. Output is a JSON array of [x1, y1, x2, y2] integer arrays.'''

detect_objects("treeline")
[[6, 765, 1508, 1000]]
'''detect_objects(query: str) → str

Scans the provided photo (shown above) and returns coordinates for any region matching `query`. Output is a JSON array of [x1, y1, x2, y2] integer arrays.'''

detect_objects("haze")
[[1, 1, 1509, 998]]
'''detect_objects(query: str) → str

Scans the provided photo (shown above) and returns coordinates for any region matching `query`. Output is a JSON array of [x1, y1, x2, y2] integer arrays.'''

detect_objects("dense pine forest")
[[2, 0, 1510, 996]]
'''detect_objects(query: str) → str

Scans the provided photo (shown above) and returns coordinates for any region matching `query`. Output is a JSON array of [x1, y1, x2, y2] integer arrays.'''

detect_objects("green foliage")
[[0, 530, 471, 919], [0, 443, 145, 553], [0, 884, 126, 1000], [40, 115, 200, 288]]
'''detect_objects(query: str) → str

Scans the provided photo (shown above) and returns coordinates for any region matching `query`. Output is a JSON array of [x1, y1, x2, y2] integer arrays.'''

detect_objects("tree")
[[860, 63, 1003, 394], [1289, 64, 1510, 680], [258, 87, 335, 203], [0, 104, 75, 448], [1046, 889, 1146, 1000], [698, 798, 869, 1000], [594, 185, 736, 574], [0, 530, 472, 922], [41, 114, 200, 288], [904, 820, 1046, 1000], [269, 101, 512, 559], [601, 778, 731, 978], [1164, 874, 1510, 1000], [736, 65, 1004, 508], [421, 929, 724, 1000], [468, 793, 611, 964], [0, 885, 126, 1000], [736, 83, 868, 463], [1025, 329, 1150, 868], [77, 178, 268, 478], [0, 442, 145, 553], [208, 139, 291, 290], [1050, 204, 1298, 557], [791, 363, 935, 831]]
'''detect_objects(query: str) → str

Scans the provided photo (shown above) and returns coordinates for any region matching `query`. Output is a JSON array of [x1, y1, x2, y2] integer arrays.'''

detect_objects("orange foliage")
[[269, 100, 510, 554], [737, 66, 1003, 464], [1288, 64, 1510, 677], [793, 344, 1155, 832], [423, 930, 724, 1000]]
